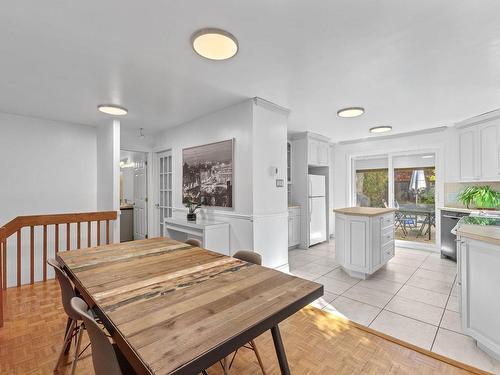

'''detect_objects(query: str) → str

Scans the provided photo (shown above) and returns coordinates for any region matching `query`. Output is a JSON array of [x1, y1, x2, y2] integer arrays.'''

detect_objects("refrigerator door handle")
[[309, 198, 313, 219]]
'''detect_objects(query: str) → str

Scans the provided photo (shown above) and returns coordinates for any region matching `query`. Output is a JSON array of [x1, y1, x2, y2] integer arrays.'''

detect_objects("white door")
[[133, 162, 147, 240], [309, 197, 326, 245], [156, 151, 173, 237]]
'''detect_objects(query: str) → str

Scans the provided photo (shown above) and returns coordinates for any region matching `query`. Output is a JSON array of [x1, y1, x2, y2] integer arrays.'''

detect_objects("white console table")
[[164, 217, 230, 256]]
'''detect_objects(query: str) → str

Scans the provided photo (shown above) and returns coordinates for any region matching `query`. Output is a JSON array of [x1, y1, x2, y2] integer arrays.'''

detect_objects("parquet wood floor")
[[0, 281, 487, 375]]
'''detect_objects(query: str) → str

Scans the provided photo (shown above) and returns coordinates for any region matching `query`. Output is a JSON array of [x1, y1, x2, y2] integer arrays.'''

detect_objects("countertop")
[[334, 207, 396, 216], [456, 224, 500, 246], [288, 205, 301, 209], [120, 204, 134, 210], [439, 206, 500, 214]]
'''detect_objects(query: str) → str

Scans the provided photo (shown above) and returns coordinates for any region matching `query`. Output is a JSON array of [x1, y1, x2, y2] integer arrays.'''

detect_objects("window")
[[354, 157, 389, 208], [355, 169, 389, 207]]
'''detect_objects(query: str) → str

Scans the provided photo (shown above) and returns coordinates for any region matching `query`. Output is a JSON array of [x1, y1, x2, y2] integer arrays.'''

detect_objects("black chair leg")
[[63, 317, 73, 354]]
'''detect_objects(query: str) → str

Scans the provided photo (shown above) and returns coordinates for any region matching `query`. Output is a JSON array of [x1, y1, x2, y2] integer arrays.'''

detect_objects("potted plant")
[[458, 185, 500, 209], [185, 200, 202, 221]]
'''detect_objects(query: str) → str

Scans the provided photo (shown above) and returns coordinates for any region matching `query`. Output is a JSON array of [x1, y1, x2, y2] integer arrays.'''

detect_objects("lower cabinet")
[[335, 212, 394, 279], [288, 207, 301, 247], [457, 237, 500, 360]]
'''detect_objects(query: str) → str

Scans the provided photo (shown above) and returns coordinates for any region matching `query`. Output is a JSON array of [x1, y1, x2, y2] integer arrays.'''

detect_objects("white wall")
[[0, 112, 98, 286], [152, 99, 289, 268], [252, 100, 288, 268], [152, 100, 255, 252]]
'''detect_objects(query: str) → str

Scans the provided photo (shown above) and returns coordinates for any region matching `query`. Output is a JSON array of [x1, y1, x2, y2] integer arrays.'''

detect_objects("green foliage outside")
[[356, 170, 388, 207]]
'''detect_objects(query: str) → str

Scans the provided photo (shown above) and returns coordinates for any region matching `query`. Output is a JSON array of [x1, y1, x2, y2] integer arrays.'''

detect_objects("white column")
[[97, 119, 121, 243]]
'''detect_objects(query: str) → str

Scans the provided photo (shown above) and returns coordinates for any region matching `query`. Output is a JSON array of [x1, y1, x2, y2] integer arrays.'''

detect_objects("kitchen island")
[[334, 207, 395, 279], [455, 216, 500, 361]]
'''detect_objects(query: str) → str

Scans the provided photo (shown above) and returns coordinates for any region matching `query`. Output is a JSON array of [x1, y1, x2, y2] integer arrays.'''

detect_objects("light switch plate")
[[276, 179, 284, 187]]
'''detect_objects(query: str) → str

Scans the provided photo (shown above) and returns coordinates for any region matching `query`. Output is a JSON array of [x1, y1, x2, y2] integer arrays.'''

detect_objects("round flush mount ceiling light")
[[191, 28, 238, 60], [421, 155, 434, 159], [97, 104, 128, 116], [337, 107, 365, 118], [369, 126, 392, 134]]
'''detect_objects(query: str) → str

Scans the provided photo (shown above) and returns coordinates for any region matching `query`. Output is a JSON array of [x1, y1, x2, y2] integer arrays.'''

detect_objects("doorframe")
[[120, 147, 154, 240], [152, 148, 173, 238], [347, 146, 444, 252]]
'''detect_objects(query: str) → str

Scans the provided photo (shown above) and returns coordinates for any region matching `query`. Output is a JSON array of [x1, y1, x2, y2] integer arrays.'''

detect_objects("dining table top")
[[57, 237, 323, 375]]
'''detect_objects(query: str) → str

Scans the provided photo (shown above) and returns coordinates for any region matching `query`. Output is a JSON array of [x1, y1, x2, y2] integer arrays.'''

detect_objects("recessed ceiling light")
[[369, 126, 392, 133], [337, 107, 365, 118], [422, 155, 434, 159], [97, 104, 128, 116], [191, 28, 238, 61]]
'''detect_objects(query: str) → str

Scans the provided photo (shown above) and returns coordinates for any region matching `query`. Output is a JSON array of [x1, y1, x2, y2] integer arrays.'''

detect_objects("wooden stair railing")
[[0, 211, 118, 327]]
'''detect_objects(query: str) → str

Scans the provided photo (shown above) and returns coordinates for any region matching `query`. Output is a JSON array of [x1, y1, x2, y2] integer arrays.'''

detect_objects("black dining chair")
[[220, 250, 267, 374], [47, 259, 86, 375]]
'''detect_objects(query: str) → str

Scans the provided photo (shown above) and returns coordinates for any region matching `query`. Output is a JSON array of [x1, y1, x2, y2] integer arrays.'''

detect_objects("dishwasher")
[[440, 210, 469, 261]]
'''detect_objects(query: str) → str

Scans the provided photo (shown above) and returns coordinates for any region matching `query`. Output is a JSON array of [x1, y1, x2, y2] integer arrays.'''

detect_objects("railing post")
[[0, 227, 5, 327], [0, 211, 118, 296]]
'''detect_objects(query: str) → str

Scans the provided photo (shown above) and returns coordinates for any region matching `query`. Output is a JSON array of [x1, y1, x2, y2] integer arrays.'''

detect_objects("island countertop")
[[456, 224, 500, 246], [334, 207, 396, 216]]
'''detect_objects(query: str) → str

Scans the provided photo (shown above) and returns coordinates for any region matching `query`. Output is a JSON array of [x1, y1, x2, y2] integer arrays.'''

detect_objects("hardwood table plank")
[[57, 237, 323, 375]]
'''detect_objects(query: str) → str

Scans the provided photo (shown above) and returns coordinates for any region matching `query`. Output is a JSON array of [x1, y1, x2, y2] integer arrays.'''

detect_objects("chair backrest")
[[47, 258, 80, 321], [233, 250, 262, 266], [185, 238, 202, 247], [71, 297, 123, 375]]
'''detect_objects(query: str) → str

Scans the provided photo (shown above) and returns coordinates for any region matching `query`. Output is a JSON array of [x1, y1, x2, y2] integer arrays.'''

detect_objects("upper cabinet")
[[458, 129, 477, 180], [479, 123, 500, 180], [457, 119, 500, 181], [307, 134, 330, 167]]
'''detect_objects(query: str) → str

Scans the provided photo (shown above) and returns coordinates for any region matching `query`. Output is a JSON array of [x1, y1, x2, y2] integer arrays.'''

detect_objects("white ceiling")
[[1, 1, 500, 142]]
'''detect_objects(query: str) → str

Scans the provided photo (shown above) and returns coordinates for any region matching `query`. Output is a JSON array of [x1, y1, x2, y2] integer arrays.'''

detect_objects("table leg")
[[428, 213, 431, 241], [271, 325, 291, 375]]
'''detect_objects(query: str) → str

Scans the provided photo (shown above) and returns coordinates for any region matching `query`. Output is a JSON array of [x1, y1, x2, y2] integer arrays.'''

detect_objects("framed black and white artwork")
[[182, 139, 233, 208]]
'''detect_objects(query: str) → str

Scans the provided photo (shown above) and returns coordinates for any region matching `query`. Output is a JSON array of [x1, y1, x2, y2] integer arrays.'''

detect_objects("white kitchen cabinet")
[[288, 206, 301, 247], [308, 139, 319, 166], [317, 141, 329, 166], [458, 129, 476, 181], [334, 208, 395, 279], [457, 236, 500, 361], [480, 123, 500, 180], [308, 136, 329, 167], [457, 120, 500, 181]]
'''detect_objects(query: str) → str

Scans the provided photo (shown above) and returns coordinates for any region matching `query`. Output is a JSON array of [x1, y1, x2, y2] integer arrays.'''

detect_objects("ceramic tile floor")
[[289, 242, 500, 374]]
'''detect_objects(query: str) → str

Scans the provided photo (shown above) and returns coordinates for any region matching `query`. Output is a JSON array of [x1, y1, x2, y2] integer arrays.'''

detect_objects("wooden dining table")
[[57, 237, 323, 375]]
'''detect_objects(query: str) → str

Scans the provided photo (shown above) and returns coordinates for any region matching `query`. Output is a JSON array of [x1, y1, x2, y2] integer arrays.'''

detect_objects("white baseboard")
[[395, 240, 438, 252]]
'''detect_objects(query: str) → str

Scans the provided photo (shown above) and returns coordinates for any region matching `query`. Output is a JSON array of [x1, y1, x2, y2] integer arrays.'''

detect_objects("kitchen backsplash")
[[444, 181, 500, 208]]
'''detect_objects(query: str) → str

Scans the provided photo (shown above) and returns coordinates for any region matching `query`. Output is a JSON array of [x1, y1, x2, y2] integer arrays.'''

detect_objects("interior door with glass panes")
[[157, 150, 172, 237]]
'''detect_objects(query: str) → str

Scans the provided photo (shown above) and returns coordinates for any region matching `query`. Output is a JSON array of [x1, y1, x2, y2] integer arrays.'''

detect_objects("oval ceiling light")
[[337, 107, 365, 118], [97, 104, 128, 116], [369, 126, 392, 133], [421, 155, 434, 159], [191, 28, 238, 61]]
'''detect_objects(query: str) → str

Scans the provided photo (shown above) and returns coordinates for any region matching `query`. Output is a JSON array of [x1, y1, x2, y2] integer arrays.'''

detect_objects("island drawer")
[[380, 213, 394, 229]]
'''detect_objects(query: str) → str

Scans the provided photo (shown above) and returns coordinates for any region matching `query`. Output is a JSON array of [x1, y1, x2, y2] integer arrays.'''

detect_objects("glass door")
[[157, 150, 172, 237], [392, 153, 436, 244]]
